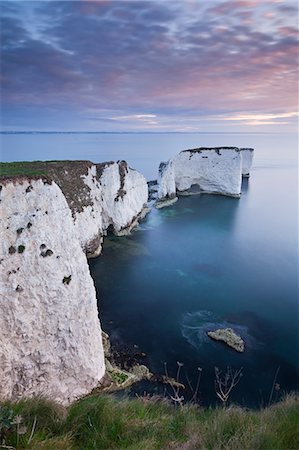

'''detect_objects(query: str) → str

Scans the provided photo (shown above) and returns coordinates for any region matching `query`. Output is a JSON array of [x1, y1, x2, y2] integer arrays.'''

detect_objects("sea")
[[1, 131, 298, 407]]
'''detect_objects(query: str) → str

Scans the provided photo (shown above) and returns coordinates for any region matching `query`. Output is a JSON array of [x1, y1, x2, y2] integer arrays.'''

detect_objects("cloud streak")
[[0, 0, 298, 131]]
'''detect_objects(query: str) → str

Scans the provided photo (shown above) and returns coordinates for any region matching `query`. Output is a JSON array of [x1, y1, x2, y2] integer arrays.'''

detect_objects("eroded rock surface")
[[0, 178, 105, 404], [157, 147, 254, 204], [240, 148, 254, 177], [207, 328, 245, 352], [0, 159, 148, 404]]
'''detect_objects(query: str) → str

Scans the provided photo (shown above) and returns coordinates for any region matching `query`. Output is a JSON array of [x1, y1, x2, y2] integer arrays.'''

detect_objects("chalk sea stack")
[[157, 147, 254, 207]]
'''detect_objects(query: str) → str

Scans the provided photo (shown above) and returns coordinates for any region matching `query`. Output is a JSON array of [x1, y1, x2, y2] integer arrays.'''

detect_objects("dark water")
[[89, 141, 298, 408]]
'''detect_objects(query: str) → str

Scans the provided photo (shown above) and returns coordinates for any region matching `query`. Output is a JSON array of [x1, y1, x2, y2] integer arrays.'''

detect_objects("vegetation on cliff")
[[1, 393, 298, 449]]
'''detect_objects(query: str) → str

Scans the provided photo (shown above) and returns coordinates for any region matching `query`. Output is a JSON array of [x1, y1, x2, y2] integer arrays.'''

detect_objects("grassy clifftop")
[[1, 393, 298, 449], [0, 160, 90, 178], [0, 160, 95, 216]]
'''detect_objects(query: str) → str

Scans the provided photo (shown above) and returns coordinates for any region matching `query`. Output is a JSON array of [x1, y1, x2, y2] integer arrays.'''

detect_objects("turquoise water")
[[88, 135, 298, 407], [2, 132, 298, 406]]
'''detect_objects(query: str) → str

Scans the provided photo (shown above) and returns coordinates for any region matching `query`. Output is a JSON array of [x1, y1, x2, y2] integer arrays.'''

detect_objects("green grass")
[[1, 394, 298, 449], [0, 160, 94, 178], [0, 162, 49, 177], [109, 370, 129, 384]]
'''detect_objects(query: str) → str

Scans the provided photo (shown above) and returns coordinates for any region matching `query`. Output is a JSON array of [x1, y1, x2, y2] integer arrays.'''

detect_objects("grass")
[[0, 161, 51, 177], [0, 160, 95, 216], [1, 393, 298, 449], [0, 160, 83, 178], [109, 370, 129, 385]]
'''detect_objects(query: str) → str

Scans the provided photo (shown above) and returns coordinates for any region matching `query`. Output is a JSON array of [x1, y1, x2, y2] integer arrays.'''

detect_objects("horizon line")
[[1, 130, 297, 135]]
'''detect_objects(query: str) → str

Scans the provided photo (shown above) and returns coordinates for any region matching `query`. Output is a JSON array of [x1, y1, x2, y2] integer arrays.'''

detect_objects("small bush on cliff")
[[0, 394, 298, 449]]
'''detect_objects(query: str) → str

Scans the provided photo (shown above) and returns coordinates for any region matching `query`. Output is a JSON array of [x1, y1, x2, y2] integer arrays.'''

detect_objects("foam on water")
[[181, 310, 260, 351]]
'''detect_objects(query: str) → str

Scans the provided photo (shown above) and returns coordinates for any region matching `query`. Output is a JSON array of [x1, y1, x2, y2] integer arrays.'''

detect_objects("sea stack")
[[157, 147, 254, 207], [240, 148, 254, 177]]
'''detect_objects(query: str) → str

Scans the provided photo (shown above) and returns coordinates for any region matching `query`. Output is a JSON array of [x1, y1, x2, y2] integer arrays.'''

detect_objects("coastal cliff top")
[[0, 159, 135, 216], [0, 160, 128, 181], [0, 160, 93, 181], [0, 160, 112, 216], [182, 147, 240, 154], [182, 147, 253, 153]]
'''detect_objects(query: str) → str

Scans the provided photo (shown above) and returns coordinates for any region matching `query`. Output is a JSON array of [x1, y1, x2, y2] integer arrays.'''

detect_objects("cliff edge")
[[0, 160, 148, 404]]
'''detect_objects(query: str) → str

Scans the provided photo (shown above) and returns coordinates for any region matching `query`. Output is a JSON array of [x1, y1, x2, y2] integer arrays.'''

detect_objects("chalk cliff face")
[[0, 160, 148, 404], [98, 161, 149, 235], [157, 161, 178, 208], [157, 147, 248, 203], [0, 178, 105, 404], [240, 148, 254, 177]]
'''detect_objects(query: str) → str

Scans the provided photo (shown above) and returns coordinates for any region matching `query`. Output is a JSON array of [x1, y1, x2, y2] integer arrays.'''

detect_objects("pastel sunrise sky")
[[1, 0, 298, 132]]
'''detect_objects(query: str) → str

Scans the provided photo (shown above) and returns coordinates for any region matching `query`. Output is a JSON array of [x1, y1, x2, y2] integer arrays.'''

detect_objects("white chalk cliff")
[[240, 148, 254, 177], [98, 161, 149, 236], [0, 160, 148, 404], [157, 147, 254, 204]]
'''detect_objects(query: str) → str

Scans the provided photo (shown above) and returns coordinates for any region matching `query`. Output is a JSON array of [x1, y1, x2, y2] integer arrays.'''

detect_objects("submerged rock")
[[207, 328, 245, 352], [155, 196, 178, 209]]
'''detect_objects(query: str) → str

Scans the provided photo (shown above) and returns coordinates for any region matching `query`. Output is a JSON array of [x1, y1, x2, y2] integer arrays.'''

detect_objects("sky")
[[0, 0, 298, 132]]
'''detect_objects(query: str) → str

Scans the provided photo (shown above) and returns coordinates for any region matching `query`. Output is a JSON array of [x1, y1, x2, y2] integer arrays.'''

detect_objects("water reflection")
[[241, 176, 250, 193]]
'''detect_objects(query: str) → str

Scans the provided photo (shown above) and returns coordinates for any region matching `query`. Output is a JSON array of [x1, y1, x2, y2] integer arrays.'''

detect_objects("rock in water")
[[156, 147, 254, 205], [207, 328, 245, 352], [240, 148, 254, 177]]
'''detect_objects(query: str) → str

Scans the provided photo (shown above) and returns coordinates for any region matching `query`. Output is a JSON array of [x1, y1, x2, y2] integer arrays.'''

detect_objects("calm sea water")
[[2, 132, 298, 407], [1, 131, 298, 180]]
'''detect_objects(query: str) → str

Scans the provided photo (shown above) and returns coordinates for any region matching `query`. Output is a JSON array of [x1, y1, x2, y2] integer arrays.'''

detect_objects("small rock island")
[[207, 328, 245, 352]]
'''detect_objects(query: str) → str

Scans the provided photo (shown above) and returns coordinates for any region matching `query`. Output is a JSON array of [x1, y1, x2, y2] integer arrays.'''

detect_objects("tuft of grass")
[[30, 435, 74, 450], [1, 397, 67, 448], [109, 370, 129, 384], [0, 393, 298, 449]]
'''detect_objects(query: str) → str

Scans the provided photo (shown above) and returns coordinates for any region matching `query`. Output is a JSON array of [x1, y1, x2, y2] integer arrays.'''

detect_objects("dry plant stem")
[[185, 368, 202, 403], [185, 372, 194, 394], [164, 362, 184, 407], [192, 368, 202, 403], [163, 362, 175, 399], [214, 366, 243, 407], [268, 366, 280, 406], [27, 416, 37, 445]]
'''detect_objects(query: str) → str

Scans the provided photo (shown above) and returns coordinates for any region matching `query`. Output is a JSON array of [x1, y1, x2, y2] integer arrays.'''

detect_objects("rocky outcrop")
[[207, 328, 245, 352], [1, 160, 148, 257], [157, 161, 178, 208], [240, 148, 254, 177], [147, 180, 159, 204], [157, 147, 254, 205], [98, 160, 149, 235], [0, 160, 148, 404]]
